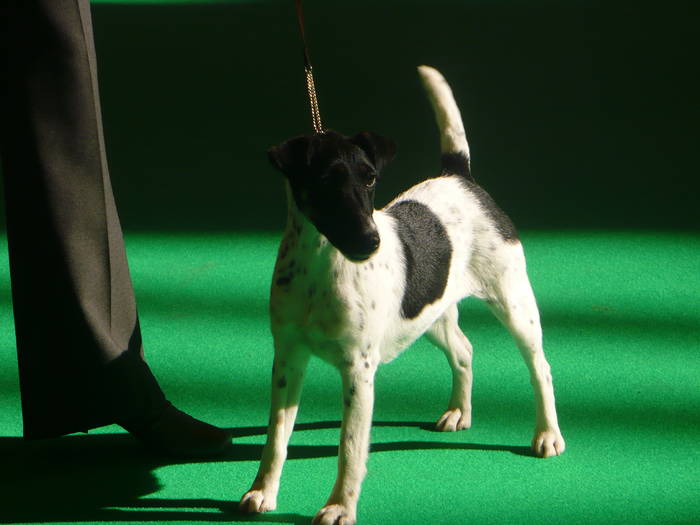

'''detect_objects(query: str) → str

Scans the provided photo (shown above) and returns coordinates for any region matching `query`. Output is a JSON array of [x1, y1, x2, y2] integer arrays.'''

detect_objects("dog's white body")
[[241, 66, 565, 525]]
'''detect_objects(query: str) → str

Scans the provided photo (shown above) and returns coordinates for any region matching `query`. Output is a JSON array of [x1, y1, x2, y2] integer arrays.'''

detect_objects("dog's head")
[[268, 130, 396, 262]]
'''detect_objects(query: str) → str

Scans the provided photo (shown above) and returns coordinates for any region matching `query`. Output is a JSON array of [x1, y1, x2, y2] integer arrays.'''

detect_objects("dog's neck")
[[283, 181, 310, 235], [282, 181, 331, 261]]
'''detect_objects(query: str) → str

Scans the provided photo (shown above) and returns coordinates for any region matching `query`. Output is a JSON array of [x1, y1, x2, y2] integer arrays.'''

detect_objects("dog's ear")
[[267, 136, 314, 177], [350, 131, 397, 173]]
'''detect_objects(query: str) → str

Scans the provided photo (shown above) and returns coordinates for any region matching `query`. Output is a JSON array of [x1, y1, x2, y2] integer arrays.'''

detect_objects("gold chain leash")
[[305, 66, 323, 134], [295, 0, 324, 134]]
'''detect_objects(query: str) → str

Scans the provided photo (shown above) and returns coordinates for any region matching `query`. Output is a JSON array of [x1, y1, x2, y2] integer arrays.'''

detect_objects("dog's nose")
[[346, 229, 380, 262], [358, 224, 380, 252], [367, 231, 380, 252]]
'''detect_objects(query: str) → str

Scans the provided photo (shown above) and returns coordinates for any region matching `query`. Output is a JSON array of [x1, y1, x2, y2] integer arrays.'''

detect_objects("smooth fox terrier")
[[240, 65, 565, 525]]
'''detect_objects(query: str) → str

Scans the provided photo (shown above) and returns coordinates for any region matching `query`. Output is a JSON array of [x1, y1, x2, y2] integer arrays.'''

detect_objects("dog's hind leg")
[[427, 303, 473, 432], [240, 345, 310, 513], [485, 244, 565, 458]]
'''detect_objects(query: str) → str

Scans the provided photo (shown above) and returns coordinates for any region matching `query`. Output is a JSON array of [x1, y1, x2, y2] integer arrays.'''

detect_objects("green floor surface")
[[0, 231, 698, 524]]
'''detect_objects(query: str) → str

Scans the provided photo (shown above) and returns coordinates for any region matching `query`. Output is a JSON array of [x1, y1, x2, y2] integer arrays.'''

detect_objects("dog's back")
[[391, 66, 517, 244], [376, 66, 523, 331]]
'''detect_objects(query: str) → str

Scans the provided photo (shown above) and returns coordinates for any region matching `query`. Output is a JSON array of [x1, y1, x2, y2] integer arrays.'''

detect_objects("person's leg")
[[0, 0, 230, 454]]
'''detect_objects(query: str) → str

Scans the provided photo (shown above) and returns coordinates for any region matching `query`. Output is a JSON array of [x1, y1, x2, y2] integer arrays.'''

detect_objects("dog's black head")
[[268, 130, 397, 262]]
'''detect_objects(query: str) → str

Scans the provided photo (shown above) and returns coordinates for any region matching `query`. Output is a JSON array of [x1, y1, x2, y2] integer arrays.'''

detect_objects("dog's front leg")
[[240, 345, 310, 513], [313, 359, 377, 525]]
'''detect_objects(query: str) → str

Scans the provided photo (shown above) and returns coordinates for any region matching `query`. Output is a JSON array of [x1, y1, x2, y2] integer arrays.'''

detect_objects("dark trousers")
[[0, 0, 167, 439]]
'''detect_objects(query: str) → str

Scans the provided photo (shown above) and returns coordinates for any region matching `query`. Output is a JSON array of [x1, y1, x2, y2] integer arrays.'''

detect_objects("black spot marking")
[[276, 276, 291, 286], [364, 361, 370, 369], [386, 200, 452, 319], [344, 397, 351, 408], [441, 152, 472, 180], [463, 180, 519, 241], [440, 155, 518, 241], [277, 376, 287, 388]]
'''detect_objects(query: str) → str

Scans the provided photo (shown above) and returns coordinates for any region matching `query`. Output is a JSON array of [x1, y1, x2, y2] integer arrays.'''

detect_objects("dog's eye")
[[361, 166, 377, 188]]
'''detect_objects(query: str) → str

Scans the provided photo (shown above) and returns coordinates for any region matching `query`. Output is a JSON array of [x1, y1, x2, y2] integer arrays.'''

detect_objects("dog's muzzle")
[[344, 229, 380, 262]]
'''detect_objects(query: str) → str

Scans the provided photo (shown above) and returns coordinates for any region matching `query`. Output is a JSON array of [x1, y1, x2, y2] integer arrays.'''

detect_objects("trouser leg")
[[0, 0, 167, 439]]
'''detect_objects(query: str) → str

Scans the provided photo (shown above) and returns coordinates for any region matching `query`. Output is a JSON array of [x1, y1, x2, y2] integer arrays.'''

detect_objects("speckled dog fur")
[[240, 66, 565, 525]]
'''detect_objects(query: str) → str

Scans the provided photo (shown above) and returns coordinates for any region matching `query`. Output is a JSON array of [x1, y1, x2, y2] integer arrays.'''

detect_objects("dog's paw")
[[435, 408, 471, 432], [239, 489, 276, 514], [312, 504, 356, 525], [531, 429, 565, 458]]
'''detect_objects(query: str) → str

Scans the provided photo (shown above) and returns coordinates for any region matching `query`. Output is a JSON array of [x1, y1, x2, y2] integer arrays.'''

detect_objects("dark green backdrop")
[[4, 0, 697, 232]]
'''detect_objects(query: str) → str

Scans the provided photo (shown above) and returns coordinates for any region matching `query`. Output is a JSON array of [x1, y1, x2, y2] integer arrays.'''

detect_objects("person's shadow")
[[0, 421, 531, 523]]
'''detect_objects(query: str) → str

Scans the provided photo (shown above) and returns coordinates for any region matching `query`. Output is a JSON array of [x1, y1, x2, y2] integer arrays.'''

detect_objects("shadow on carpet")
[[0, 421, 529, 523]]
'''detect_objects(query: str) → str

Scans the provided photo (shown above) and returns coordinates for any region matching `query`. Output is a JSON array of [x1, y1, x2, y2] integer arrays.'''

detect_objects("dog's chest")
[[269, 233, 396, 358], [270, 239, 348, 345]]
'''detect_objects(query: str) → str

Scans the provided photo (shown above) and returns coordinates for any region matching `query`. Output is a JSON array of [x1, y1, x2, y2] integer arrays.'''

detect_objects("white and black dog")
[[240, 66, 565, 525]]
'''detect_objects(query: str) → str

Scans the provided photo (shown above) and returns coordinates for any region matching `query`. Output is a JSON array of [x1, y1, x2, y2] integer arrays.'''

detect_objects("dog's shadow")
[[231, 420, 533, 459], [0, 421, 531, 524]]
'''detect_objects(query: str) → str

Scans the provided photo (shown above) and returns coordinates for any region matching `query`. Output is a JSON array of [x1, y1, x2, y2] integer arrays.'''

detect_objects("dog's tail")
[[417, 65, 472, 180]]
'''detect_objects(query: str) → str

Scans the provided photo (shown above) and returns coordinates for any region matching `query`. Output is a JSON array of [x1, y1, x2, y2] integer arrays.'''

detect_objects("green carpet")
[[0, 231, 698, 524]]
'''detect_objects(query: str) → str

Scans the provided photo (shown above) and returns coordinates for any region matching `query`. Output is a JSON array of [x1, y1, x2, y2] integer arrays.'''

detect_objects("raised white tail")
[[417, 65, 471, 179]]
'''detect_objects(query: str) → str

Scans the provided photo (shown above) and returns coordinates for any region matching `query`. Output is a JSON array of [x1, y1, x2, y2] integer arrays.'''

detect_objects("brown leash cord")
[[295, 0, 324, 134]]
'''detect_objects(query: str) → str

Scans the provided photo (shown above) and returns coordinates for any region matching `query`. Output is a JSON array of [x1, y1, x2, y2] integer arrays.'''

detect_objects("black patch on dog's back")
[[387, 200, 452, 319], [463, 180, 519, 241], [441, 155, 518, 242]]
